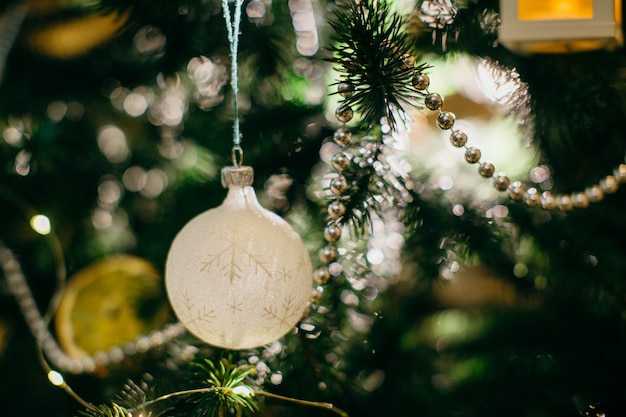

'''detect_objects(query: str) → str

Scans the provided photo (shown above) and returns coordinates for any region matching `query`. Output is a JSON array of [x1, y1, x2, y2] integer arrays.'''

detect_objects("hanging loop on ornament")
[[232, 145, 244, 167]]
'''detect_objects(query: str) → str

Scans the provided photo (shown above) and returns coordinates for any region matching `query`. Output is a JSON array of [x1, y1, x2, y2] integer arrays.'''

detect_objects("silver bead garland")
[[312, 74, 417, 309], [411, 64, 626, 211], [0, 243, 186, 374], [315, 51, 626, 316], [310, 81, 358, 302], [318, 50, 626, 312]]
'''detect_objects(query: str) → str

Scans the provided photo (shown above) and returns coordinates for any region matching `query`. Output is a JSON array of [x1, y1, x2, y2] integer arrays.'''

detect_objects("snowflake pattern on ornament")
[[178, 290, 216, 335], [199, 224, 272, 284], [165, 185, 313, 348], [262, 294, 301, 332], [225, 299, 244, 314]]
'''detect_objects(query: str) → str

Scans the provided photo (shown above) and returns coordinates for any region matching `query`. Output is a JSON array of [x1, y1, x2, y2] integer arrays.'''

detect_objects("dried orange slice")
[[55, 254, 169, 358]]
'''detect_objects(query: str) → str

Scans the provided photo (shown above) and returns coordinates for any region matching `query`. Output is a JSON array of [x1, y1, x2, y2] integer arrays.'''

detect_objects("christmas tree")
[[1, 1, 625, 416]]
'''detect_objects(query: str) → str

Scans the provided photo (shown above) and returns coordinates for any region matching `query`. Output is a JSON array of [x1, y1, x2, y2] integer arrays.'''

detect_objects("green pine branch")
[[191, 357, 260, 417], [73, 356, 352, 417], [327, 0, 427, 130]]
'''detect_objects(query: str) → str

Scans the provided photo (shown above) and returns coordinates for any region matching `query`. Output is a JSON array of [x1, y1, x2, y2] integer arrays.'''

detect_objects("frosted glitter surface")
[[166, 185, 312, 349]]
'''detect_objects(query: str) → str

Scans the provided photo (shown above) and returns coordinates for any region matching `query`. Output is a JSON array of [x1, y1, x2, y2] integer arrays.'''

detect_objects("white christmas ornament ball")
[[165, 166, 313, 350]]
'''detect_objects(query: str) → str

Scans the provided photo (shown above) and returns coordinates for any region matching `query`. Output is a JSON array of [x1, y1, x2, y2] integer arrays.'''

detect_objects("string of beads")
[[409, 64, 626, 211], [0, 243, 186, 374], [310, 83, 356, 297], [314, 52, 626, 301]]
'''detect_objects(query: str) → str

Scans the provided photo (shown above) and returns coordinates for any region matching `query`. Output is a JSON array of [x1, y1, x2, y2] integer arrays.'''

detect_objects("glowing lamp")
[[498, 0, 623, 54]]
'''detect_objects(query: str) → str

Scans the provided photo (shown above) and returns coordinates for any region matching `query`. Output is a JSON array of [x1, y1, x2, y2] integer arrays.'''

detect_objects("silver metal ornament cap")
[[221, 165, 254, 188]]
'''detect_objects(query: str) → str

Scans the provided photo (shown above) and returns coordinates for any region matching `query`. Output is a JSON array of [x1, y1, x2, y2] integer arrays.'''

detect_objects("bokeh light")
[[97, 125, 130, 164], [289, 0, 319, 56], [30, 214, 51, 235]]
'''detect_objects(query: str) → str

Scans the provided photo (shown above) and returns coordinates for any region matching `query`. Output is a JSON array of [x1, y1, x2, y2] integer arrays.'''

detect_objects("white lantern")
[[165, 166, 312, 350], [498, 0, 623, 54]]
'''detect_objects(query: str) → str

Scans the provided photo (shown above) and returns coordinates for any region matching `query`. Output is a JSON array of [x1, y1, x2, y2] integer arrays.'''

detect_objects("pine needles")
[[328, 0, 427, 130], [75, 358, 260, 417], [190, 357, 260, 417]]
